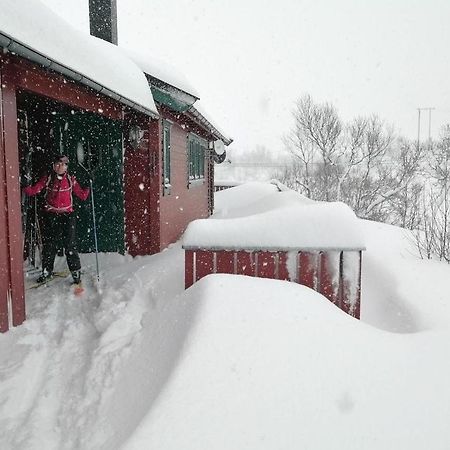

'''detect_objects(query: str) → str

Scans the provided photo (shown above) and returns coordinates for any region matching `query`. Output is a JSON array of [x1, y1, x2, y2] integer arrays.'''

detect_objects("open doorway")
[[18, 90, 125, 275]]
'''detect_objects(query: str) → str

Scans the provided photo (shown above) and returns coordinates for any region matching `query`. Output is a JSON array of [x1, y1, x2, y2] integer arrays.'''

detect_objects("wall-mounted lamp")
[[128, 124, 145, 150]]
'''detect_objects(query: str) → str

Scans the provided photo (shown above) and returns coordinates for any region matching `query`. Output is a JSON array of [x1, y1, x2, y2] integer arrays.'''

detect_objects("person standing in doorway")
[[23, 155, 90, 284]]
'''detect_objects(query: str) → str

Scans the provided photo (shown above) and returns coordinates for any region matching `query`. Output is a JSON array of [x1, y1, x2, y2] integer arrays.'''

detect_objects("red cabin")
[[0, 0, 231, 332]]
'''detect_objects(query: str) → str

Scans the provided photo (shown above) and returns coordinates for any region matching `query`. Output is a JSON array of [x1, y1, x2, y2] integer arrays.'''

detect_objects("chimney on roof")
[[89, 0, 118, 45]]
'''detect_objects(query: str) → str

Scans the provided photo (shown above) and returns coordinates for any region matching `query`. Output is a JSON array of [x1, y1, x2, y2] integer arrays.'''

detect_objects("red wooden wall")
[[0, 60, 26, 331], [185, 249, 362, 318], [159, 109, 211, 249], [123, 113, 161, 256]]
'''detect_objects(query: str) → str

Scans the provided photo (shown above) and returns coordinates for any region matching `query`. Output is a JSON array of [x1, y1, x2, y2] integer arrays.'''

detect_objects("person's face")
[[53, 161, 68, 175]]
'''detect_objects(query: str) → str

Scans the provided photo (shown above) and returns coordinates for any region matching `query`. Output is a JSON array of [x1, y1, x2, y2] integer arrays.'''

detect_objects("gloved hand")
[[77, 170, 94, 186], [20, 173, 32, 187]]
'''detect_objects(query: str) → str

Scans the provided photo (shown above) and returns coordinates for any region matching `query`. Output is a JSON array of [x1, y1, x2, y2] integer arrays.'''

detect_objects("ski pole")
[[79, 163, 100, 282]]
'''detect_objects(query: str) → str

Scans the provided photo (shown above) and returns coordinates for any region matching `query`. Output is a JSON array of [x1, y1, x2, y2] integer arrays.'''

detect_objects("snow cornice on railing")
[[183, 191, 365, 251]]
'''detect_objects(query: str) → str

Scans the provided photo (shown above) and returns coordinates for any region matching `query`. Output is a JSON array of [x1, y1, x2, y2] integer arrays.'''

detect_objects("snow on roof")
[[183, 182, 366, 250], [0, 0, 158, 117], [187, 101, 233, 145], [123, 48, 200, 99], [122, 49, 233, 144]]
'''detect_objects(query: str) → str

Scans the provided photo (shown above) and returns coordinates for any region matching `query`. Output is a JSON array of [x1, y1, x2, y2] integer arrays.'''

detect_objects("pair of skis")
[[26, 270, 85, 296]]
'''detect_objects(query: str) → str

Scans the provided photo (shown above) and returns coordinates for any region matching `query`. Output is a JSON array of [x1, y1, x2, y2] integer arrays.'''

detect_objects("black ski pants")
[[41, 212, 81, 274]]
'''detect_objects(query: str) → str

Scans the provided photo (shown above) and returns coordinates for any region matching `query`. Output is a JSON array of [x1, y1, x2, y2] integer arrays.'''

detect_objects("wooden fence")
[[185, 248, 362, 318]]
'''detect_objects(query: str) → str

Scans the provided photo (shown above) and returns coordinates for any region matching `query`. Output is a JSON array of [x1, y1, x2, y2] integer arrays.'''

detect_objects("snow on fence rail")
[[183, 188, 365, 318]]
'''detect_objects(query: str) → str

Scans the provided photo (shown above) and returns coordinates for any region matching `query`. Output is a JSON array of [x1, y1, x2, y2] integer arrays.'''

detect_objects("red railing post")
[[216, 251, 234, 274], [235, 251, 256, 277], [185, 250, 195, 289], [195, 250, 215, 282]]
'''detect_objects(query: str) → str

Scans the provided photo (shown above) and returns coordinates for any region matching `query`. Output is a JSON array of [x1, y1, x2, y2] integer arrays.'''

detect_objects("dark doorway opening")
[[18, 89, 125, 272]]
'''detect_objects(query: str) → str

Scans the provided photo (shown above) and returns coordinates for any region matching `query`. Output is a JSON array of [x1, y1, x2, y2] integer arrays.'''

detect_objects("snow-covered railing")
[[183, 187, 365, 318], [184, 248, 362, 318], [214, 180, 241, 192]]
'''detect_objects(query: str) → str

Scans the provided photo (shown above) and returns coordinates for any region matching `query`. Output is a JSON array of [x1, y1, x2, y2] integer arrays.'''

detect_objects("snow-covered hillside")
[[1, 182, 450, 450]]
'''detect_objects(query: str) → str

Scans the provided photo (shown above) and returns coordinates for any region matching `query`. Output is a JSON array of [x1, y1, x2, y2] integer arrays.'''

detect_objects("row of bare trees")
[[414, 127, 450, 261], [278, 94, 450, 261]]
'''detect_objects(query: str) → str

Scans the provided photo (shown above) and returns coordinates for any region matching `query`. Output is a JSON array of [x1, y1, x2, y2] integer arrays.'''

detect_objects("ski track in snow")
[[0, 252, 173, 450]]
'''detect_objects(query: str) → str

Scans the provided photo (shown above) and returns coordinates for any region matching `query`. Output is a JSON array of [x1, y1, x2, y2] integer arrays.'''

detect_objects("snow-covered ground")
[[1, 182, 450, 449]]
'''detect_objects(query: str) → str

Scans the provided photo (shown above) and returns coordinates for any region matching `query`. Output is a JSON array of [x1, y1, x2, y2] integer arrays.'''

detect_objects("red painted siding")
[[1, 55, 122, 120], [0, 70, 11, 332], [159, 117, 210, 249], [124, 114, 161, 256], [0, 62, 26, 329]]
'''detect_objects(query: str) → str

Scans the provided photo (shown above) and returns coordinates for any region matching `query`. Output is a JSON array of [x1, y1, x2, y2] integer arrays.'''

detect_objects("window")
[[163, 122, 171, 194], [188, 134, 207, 183]]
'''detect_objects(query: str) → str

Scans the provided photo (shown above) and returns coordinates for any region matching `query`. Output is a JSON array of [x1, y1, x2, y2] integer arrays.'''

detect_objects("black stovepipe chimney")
[[89, 0, 118, 45]]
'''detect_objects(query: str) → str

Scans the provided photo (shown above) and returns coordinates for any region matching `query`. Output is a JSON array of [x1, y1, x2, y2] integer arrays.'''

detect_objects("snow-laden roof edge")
[[186, 103, 233, 146], [123, 48, 200, 101], [125, 49, 233, 145], [0, 0, 158, 118]]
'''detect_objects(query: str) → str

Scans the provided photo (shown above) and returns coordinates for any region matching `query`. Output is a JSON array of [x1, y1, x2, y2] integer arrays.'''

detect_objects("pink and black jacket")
[[24, 173, 90, 214]]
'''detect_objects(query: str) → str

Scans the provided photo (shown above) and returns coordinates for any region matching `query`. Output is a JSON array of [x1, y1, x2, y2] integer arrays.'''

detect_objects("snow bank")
[[184, 182, 365, 250], [123, 275, 450, 450], [361, 219, 450, 332], [0, 0, 157, 116], [2, 184, 450, 449]]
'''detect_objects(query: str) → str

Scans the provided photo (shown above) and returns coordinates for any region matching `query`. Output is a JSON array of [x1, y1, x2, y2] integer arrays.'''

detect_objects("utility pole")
[[428, 107, 435, 151], [417, 107, 435, 151]]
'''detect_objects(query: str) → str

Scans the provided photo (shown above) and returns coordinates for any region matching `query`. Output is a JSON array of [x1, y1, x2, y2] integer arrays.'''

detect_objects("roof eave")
[[0, 32, 159, 119], [146, 74, 199, 105], [185, 106, 233, 146]]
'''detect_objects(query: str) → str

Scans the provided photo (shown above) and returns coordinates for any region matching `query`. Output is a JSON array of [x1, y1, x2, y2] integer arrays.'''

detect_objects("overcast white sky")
[[41, 0, 450, 154]]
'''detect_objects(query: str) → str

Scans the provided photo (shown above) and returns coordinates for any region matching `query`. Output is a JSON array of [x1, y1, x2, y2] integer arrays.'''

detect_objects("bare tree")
[[282, 94, 428, 232], [427, 126, 450, 260], [283, 124, 315, 197], [340, 116, 394, 217], [362, 138, 423, 223], [414, 189, 438, 259], [290, 94, 342, 201]]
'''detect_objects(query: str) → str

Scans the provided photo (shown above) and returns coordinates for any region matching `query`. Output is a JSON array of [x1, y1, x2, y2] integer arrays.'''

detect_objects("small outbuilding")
[[183, 182, 365, 318]]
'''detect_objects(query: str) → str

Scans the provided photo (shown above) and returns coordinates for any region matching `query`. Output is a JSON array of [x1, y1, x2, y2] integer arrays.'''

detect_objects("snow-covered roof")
[[0, 0, 158, 117], [186, 102, 233, 146], [124, 49, 233, 145], [123, 48, 200, 100], [183, 182, 366, 251]]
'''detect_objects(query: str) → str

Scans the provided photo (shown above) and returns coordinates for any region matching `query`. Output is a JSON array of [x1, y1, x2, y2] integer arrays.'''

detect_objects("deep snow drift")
[[1, 182, 450, 450]]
